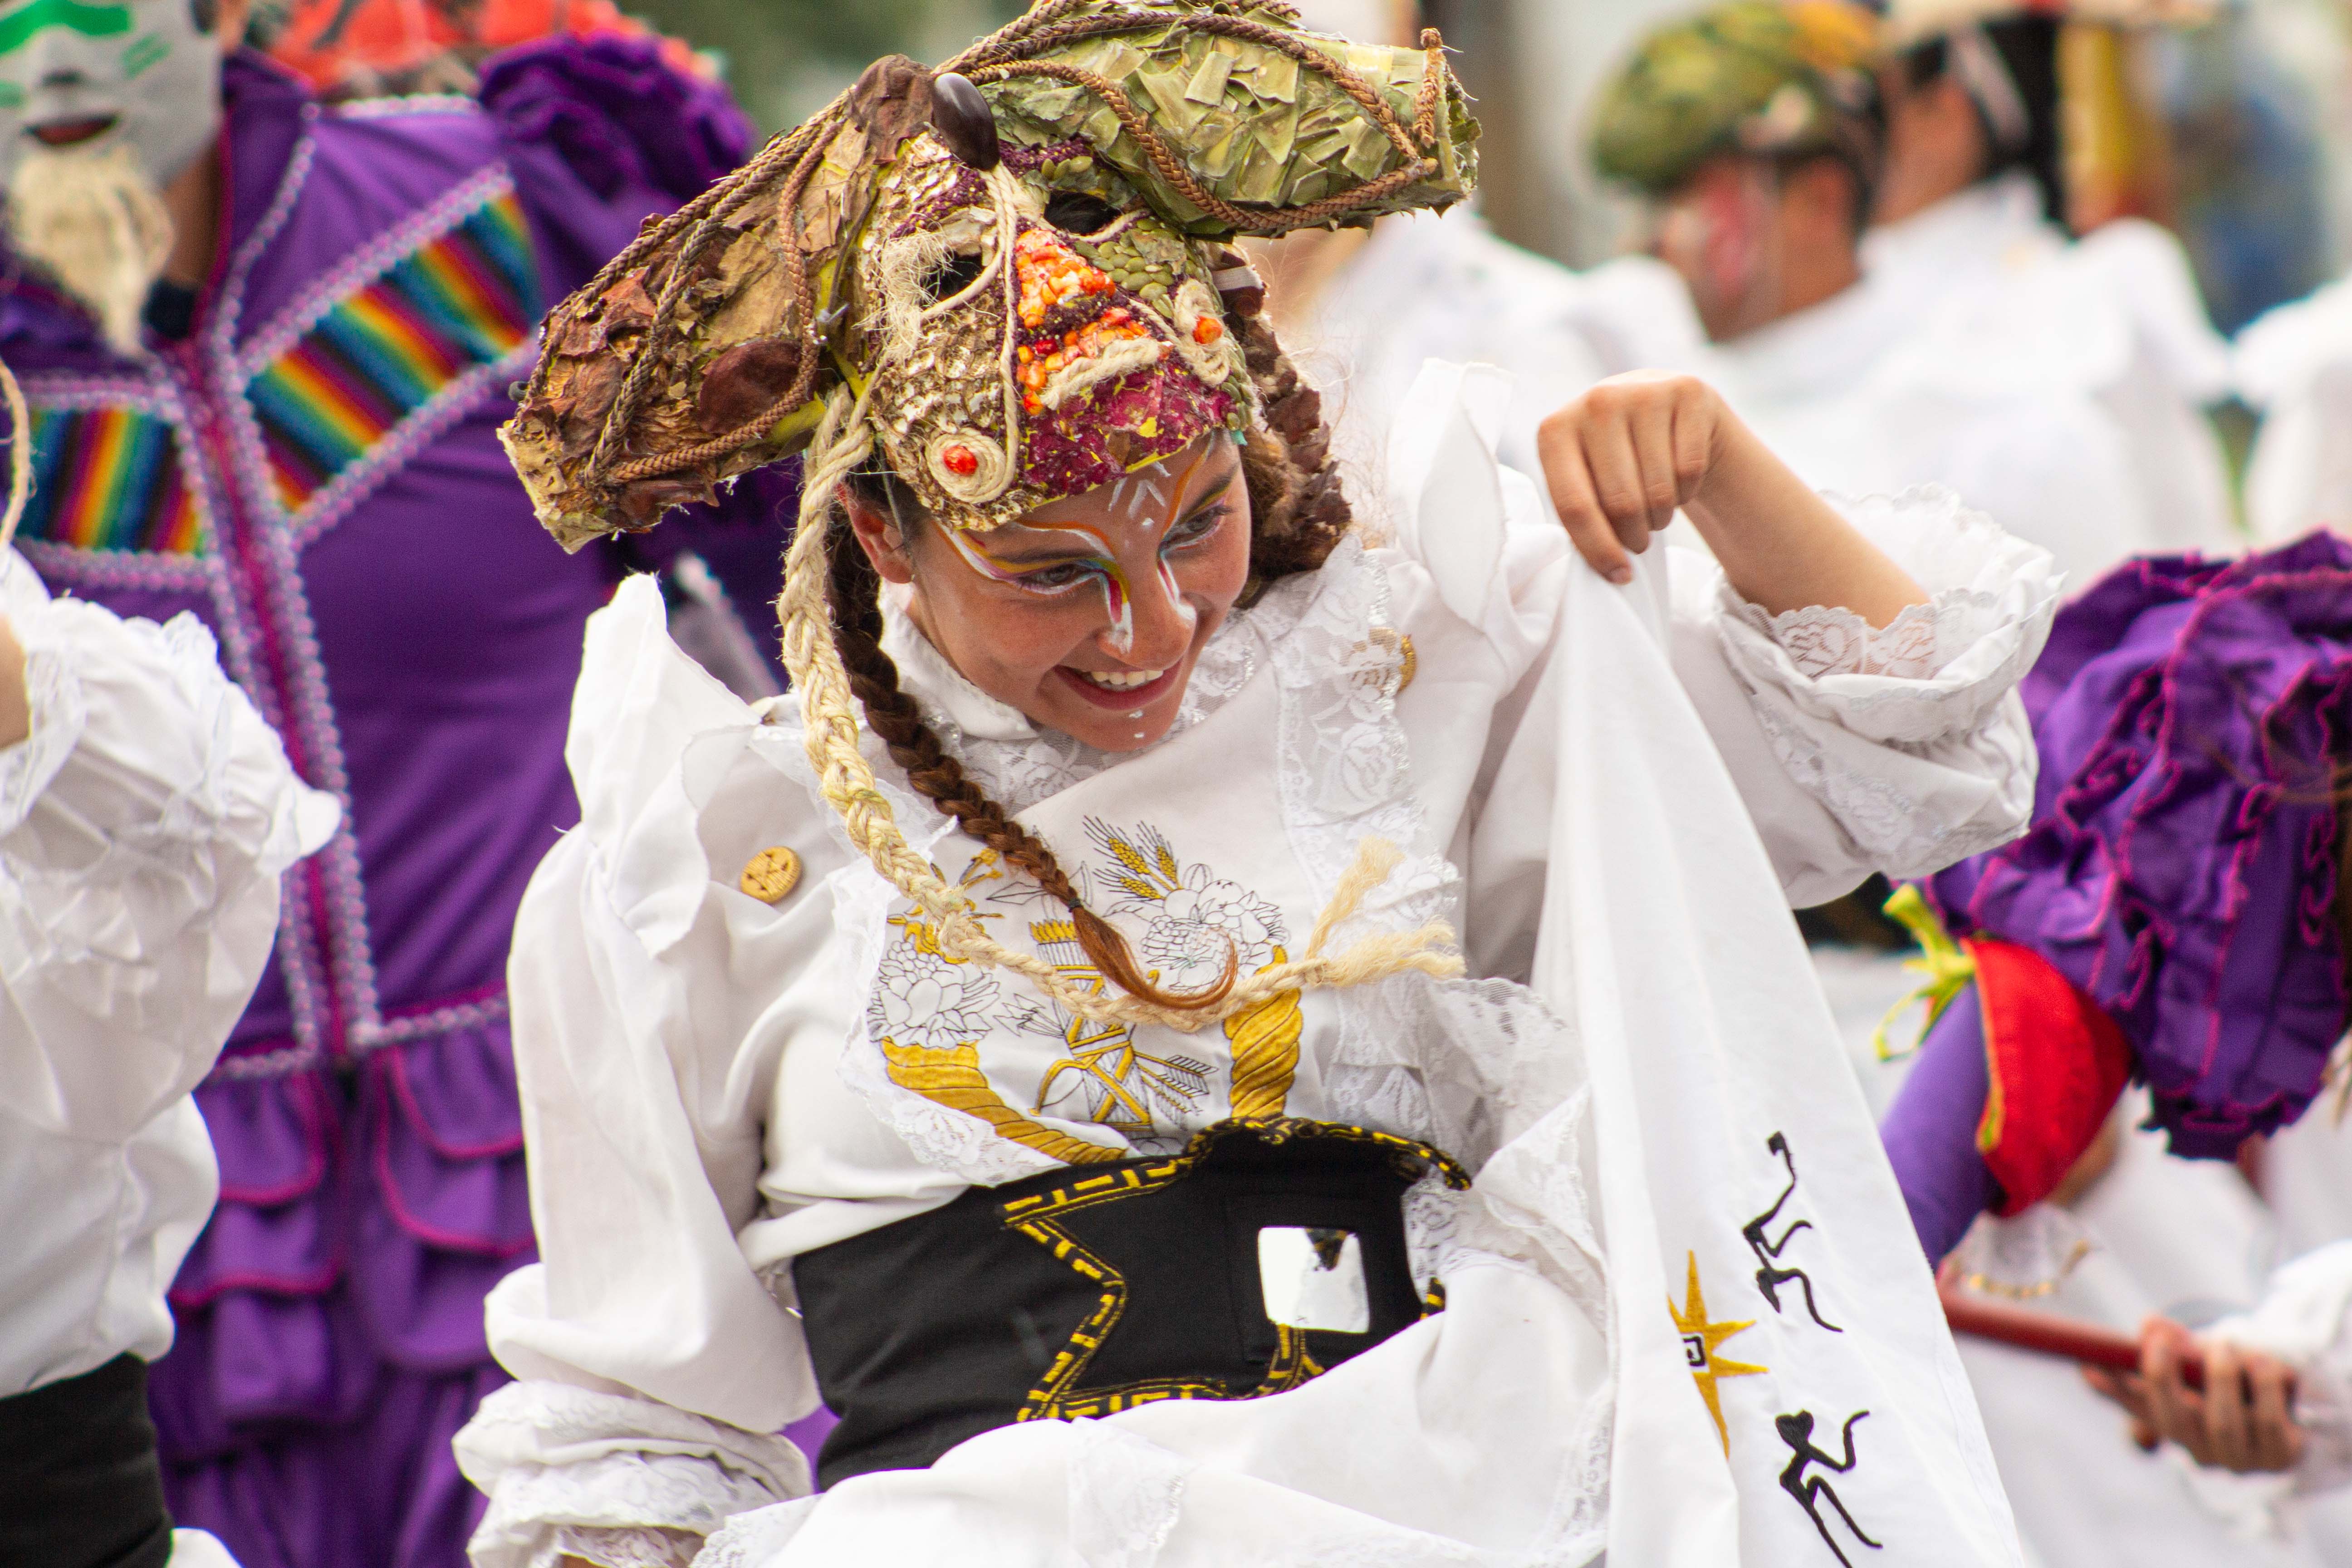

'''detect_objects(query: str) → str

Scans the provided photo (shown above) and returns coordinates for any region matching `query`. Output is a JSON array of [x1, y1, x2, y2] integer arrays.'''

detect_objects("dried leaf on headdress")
[[847, 56, 940, 152], [696, 340, 806, 431], [985, 7, 1477, 235]]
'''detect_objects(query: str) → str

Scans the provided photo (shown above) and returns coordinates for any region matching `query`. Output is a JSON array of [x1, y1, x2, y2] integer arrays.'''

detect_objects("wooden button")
[[740, 846, 802, 904]]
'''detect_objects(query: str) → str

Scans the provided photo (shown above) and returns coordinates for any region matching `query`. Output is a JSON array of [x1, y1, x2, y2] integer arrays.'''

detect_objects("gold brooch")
[[740, 846, 803, 904]]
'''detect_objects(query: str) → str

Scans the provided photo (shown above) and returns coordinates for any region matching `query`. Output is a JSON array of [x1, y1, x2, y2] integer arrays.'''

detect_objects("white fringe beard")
[[7, 140, 175, 355]]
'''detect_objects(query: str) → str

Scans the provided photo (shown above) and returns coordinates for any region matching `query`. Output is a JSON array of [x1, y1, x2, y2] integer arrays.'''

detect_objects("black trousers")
[[0, 1354, 173, 1568]]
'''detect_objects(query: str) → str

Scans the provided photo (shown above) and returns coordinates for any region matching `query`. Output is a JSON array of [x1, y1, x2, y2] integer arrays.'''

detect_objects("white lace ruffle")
[[1943, 1206, 2097, 1298], [1716, 485, 2060, 744], [1757, 598, 1942, 682], [551, 1524, 704, 1568], [1066, 1424, 1194, 1568], [454, 1381, 809, 1568], [690, 1499, 823, 1568]]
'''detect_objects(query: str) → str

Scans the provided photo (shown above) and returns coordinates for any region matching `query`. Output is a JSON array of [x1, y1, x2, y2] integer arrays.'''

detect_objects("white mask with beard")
[[0, 1, 224, 351]]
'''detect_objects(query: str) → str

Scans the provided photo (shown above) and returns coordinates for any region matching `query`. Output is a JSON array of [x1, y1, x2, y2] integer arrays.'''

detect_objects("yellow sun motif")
[[1668, 1250, 1768, 1454]]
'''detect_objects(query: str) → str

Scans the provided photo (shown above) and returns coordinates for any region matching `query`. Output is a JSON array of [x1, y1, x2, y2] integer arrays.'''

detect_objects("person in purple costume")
[[0, 2, 791, 1563], [1880, 536, 2352, 1265]]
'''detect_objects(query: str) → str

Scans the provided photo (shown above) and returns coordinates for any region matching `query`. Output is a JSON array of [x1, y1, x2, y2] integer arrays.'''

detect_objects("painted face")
[[0, 0, 222, 186], [887, 433, 1253, 755]]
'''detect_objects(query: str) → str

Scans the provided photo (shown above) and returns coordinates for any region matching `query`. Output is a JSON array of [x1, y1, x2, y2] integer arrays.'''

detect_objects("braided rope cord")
[[549, 3, 1460, 497]]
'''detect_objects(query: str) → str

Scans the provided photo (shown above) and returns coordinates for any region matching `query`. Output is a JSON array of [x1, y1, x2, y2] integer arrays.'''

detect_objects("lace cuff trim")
[[1757, 600, 1943, 682], [1713, 485, 2062, 748], [548, 1524, 703, 1568], [454, 1382, 809, 1568]]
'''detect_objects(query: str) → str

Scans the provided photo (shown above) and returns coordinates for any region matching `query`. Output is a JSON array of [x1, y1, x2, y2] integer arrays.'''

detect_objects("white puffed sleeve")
[[461, 577, 822, 1568], [0, 549, 337, 1141], [2202, 1240, 2352, 1499], [1669, 485, 2060, 904]]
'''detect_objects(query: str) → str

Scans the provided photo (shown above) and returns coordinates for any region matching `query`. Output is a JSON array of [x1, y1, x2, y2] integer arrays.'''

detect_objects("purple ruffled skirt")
[[150, 1021, 534, 1568]]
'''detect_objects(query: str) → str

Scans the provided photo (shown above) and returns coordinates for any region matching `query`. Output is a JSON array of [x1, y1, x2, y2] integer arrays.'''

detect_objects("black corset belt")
[[790, 1118, 1470, 1489]]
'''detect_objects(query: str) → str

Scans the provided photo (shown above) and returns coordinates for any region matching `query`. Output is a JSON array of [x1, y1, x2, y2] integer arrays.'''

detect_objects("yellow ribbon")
[[1870, 884, 1977, 1063]]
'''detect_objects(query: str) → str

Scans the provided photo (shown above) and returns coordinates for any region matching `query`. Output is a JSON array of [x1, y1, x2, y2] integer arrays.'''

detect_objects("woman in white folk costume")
[[0, 371, 339, 1566], [452, 5, 2057, 1564]]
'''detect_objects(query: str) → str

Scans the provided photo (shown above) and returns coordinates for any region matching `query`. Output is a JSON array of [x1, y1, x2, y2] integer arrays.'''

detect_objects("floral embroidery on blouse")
[[871, 818, 1306, 1163]]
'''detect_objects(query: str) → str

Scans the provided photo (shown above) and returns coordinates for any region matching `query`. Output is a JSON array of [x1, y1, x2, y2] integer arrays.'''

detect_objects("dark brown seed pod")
[[931, 71, 1001, 172]]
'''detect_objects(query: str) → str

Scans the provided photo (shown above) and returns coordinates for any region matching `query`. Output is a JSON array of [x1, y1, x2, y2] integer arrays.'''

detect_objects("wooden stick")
[[1939, 1278, 2209, 1391]]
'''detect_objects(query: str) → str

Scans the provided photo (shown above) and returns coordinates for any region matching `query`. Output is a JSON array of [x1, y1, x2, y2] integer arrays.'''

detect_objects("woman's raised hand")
[[1534, 372, 1722, 587], [1536, 371, 1927, 629]]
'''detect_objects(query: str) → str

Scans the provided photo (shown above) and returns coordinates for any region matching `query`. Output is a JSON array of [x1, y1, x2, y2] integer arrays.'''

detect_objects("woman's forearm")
[[1683, 418, 1926, 628]]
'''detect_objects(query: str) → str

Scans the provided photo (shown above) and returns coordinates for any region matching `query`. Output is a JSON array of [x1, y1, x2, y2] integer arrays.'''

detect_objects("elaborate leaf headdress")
[[504, 0, 1477, 547], [511, 0, 1481, 1029]]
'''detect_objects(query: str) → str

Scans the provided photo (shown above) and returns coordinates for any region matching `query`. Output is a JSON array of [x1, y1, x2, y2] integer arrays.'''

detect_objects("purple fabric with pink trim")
[[1922, 535, 2352, 1160], [0, 42, 781, 1568]]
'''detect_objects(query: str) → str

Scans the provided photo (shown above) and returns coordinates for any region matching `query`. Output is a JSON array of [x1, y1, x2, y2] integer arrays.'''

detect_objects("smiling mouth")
[[1057, 664, 1180, 708], [29, 116, 117, 148]]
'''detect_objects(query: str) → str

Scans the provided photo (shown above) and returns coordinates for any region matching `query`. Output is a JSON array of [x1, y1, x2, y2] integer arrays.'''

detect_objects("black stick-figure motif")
[[1777, 1409, 1883, 1568], [1743, 1131, 1842, 1332]]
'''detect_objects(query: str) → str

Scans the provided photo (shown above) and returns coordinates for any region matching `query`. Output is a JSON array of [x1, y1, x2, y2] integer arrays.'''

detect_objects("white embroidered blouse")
[[458, 366, 2060, 1568]]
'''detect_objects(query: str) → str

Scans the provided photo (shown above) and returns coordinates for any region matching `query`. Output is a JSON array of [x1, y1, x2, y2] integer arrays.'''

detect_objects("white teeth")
[[1082, 667, 1164, 690]]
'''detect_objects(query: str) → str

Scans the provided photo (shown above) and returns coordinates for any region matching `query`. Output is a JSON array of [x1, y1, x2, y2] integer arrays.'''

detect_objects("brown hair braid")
[[828, 317, 1352, 1011]]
